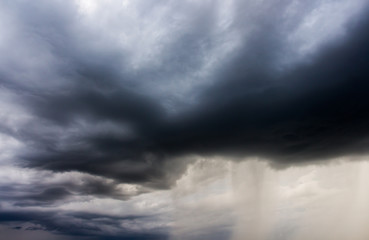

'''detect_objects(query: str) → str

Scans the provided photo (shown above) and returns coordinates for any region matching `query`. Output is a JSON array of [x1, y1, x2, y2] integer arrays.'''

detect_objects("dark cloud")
[[1, 0, 369, 238], [0, 0, 367, 187], [0, 209, 168, 240], [0, 173, 141, 208], [154, 11, 369, 164], [26, 187, 71, 202]]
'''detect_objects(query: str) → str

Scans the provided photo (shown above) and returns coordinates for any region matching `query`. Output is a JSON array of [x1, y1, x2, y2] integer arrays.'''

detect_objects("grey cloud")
[[0, 170, 143, 209], [0, 0, 368, 187], [1, 0, 369, 238], [3, 1, 368, 187], [0, 209, 168, 240]]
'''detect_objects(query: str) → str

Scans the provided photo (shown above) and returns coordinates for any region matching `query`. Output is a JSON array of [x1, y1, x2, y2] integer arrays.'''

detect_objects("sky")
[[0, 0, 369, 239]]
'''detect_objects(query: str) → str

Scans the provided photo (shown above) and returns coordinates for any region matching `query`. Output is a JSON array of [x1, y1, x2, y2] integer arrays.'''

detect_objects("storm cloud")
[[1, 0, 369, 239]]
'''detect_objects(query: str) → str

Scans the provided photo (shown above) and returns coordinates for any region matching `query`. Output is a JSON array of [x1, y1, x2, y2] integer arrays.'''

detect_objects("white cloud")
[[287, 0, 367, 63]]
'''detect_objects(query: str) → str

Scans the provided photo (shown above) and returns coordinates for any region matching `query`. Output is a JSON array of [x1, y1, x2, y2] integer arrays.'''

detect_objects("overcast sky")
[[1, 0, 369, 239]]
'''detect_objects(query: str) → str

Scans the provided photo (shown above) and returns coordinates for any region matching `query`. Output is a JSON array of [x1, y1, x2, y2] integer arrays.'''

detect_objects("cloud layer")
[[1, 0, 369, 239]]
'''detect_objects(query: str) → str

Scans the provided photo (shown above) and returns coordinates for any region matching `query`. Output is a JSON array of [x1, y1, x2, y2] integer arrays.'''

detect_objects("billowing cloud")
[[1, 0, 369, 239]]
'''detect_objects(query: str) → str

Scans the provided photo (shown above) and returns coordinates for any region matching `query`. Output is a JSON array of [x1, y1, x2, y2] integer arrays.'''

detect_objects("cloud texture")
[[1, 0, 369, 239]]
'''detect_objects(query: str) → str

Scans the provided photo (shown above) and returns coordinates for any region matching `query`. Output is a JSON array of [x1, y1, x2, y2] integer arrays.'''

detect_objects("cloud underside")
[[1, 0, 369, 238], [3, 0, 368, 184]]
